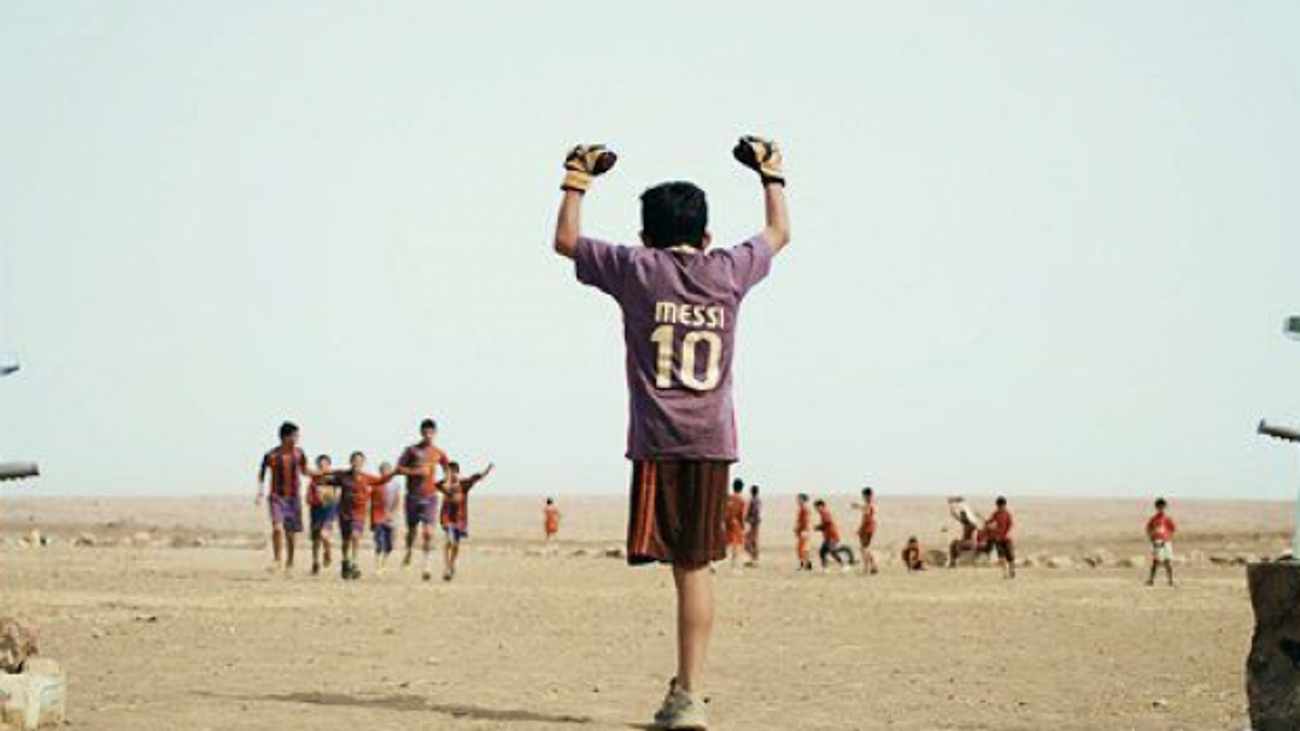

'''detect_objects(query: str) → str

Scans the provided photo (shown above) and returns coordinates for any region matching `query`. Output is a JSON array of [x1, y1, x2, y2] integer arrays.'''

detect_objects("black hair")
[[316, 454, 331, 465], [732, 482, 744, 494], [420, 418, 438, 432], [641, 182, 708, 249], [750, 485, 760, 495], [449, 461, 461, 471], [546, 497, 554, 505], [1155, 497, 1168, 509], [813, 499, 826, 508], [732, 478, 744, 491], [279, 421, 299, 440], [350, 451, 364, 462], [797, 493, 810, 502], [862, 487, 873, 498], [996, 496, 1007, 507]]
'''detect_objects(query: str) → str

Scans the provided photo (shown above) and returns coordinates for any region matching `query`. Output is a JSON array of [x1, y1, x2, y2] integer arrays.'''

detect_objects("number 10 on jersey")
[[651, 325, 723, 391]]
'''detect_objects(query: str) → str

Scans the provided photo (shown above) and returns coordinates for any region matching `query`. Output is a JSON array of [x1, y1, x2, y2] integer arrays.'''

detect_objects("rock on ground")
[[0, 617, 38, 674]]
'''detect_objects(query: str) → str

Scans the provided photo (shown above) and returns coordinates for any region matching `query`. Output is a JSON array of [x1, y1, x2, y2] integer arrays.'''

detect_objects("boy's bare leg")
[[404, 528, 416, 566], [322, 535, 332, 567], [1147, 560, 1158, 586], [1164, 560, 1174, 586], [672, 564, 714, 695], [271, 527, 284, 569], [285, 534, 296, 570]]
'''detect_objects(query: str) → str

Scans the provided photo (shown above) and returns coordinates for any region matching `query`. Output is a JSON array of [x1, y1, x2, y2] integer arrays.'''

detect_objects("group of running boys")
[[256, 418, 494, 582]]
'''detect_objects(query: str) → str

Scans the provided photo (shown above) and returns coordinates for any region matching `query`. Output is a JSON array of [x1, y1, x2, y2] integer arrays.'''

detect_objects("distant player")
[[795, 493, 813, 571], [438, 461, 494, 582], [334, 451, 395, 581], [947, 496, 983, 567], [725, 482, 747, 571], [306, 455, 340, 576], [813, 499, 855, 571], [902, 536, 925, 572], [744, 484, 763, 566], [851, 487, 879, 575], [370, 461, 400, 574], [544, 497, 561, 545], [1146, 497, 1177, 587], [396, 418, 451, 581], [554, 135, 790, 729], [256, 421, 310, 573], [985, 496, 1016, 579]]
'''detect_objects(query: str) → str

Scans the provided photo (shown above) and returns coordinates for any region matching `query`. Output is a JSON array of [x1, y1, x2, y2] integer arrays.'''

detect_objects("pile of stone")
[[0, 618, 66, 730]]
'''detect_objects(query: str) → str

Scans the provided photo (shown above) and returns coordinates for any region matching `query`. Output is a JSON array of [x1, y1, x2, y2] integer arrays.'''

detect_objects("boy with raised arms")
[[554, 135, 790, 729], [437, 461, 494, 581]]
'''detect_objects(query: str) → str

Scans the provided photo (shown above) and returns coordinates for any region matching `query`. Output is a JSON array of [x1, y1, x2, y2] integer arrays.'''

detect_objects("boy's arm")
[[255, 458, 267, 505], [554, 190, 584, 260], [553, 145, 617, 259], [761, 183, 791, 255], [732, 136, 791, 254]]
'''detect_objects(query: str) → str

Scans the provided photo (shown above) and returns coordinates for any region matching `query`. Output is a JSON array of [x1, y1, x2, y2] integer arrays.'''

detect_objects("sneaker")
[[349, 565, 362, 580], [652, 680, 707, 730], [422, 568, 433, 582], [311, 562, 320, 576], [341, 561, 352, 580]]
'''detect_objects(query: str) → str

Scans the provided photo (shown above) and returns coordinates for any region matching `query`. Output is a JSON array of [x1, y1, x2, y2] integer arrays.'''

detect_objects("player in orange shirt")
[[725, 482, 747, 571], [794, 493, 813, 572], [901, 536, 925, 572], [370, 461, 400, 574], [850, 487, 879, 576], [813, 499, 855, 572], [1146, 497, 1177, 587], [544, 497, 561, 546], [333, 451, 396, 581], [306, 455, 340, 576], [984, 496, 1016, 579], [397, 419, 452, 581], [256, 421, 311, 573], [437, 461, 494, 582]]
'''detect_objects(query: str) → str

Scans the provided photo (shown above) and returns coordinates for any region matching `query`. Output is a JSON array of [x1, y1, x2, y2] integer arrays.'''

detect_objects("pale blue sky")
[[1, 1, 1298, 498]]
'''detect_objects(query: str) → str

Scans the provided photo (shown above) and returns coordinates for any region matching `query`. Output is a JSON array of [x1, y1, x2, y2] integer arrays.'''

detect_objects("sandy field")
[[0, 494, 1292, 731]]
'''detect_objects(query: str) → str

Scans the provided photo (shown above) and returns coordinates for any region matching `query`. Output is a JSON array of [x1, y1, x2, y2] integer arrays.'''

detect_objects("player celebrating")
[[1146, 497, 1177, 587], [396, 418, 451, 581], [437, 461, 494, 582], [306, 455, 340, 576], [256, 421, 310, 573], [554, 135, 790, 730], [333, 451, 396, 581]]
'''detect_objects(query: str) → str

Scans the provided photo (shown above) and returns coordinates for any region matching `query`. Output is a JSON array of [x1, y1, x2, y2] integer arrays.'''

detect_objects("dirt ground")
[[0, 495, 1289, 730]]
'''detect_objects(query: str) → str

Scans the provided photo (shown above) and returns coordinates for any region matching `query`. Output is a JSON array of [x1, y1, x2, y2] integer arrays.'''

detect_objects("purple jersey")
[[574, 234, 774, 461]]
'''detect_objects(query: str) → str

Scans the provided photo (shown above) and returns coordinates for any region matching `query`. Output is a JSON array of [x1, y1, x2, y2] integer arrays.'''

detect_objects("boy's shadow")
[[200, 690, 594, 725]]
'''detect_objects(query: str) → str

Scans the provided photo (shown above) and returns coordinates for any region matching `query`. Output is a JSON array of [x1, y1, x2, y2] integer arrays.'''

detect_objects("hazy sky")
[[1, 2, 1298, 499]]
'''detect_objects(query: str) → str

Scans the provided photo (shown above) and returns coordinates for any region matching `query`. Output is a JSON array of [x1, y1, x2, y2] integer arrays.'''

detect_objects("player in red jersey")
[[437, 461, 494, 582], [724, 482, 747, 571], [795, 493, 814, 572], [813, 499, 855, 571], [1146, 497, 1177, 587], [555, 136, 790, 729], [984, 496, 1016, 579], [333, 451, 397, 581], [306, 454, 340, 576], [851, 487, 879, 576], [397, 418, 452, 581], [544, 498, 561, 546], [256, 421, 310, 573]]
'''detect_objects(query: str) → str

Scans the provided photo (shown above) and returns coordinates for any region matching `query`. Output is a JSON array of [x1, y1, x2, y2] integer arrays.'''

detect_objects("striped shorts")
[[627, 460, 730, 569]]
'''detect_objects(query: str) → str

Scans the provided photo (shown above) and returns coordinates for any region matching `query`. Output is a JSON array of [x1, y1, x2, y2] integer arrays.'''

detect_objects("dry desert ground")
[[0, 494, 1291, 731]]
